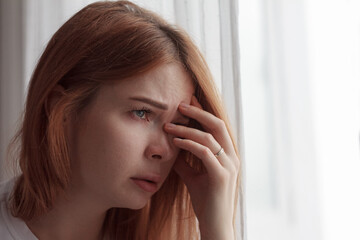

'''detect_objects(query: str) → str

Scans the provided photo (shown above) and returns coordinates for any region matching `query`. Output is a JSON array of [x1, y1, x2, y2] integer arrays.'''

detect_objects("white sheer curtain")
[[0, 0, 26, 181], [0, 0, 244, 238], [239, 0, 360, 239]]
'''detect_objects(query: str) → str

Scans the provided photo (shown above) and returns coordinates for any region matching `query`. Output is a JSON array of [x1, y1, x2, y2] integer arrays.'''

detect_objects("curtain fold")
[[218, 1, 245, 239], [0, 0, 25, 182]]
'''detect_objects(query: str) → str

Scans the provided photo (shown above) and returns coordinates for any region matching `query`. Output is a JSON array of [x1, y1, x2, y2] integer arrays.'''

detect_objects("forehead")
[[111, 63, 195, 104]]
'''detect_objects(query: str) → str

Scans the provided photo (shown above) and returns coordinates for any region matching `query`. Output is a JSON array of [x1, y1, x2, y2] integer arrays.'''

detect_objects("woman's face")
[[66, 63, 194, 210]]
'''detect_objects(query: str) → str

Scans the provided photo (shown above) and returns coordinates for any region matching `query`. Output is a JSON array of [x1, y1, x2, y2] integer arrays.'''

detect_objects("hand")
[[164, 96, 240, 240]]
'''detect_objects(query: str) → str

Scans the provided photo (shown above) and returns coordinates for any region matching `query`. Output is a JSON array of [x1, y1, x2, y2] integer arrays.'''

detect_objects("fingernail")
[[165, 123, 176, 129], [179, 102, 189, 109], [192, 95, 198, 103]]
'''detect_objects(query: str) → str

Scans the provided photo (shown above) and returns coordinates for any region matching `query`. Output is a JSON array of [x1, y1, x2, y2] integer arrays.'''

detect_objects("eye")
[[134, 110, 146, 119], [131, 107, 152, 121]]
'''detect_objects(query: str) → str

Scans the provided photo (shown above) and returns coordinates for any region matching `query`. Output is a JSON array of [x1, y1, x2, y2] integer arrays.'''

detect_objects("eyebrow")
[[129, 96, 168, 110]]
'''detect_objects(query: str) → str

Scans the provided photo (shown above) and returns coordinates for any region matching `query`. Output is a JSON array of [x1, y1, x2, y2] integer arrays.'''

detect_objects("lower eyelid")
[[130, 111, 145, 120]]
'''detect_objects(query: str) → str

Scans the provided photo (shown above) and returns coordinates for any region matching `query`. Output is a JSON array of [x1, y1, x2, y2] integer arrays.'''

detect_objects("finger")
[[173, 138, 223, 175], [178, 102, 233, 153], [191, 95, 203, 109], [165, 123, 221, 156]]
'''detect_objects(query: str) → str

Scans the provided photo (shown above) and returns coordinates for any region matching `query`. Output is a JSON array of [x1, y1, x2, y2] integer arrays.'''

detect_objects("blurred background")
[[1, 0, 359, 240]]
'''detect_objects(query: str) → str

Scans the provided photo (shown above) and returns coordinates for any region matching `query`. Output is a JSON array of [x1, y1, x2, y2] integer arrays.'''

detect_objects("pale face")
[[66, 63, 194, 210]]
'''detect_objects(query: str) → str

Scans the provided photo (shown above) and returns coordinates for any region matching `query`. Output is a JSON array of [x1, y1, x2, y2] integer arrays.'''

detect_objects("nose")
[[144, 128, 174, 162]]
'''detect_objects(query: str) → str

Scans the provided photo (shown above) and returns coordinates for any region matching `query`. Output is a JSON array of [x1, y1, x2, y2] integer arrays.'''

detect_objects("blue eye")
[[131, 108, 152, 121], [134, 110, 146, 119]]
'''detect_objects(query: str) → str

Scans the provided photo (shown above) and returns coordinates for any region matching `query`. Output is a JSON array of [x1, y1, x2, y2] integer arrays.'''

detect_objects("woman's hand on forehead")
[[164, 96, 239, 240]]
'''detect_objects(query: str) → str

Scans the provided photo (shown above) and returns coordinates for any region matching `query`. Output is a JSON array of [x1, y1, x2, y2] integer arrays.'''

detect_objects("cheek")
[[73, 115, 145, 175]]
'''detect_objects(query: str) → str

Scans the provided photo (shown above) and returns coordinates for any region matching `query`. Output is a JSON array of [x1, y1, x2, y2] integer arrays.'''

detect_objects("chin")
[[126, 199, 150, 210], [118, 193, 151, 210]]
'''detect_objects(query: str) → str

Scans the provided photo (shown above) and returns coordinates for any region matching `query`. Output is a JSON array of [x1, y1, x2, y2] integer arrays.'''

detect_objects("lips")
[[130, 175, 161, 193]]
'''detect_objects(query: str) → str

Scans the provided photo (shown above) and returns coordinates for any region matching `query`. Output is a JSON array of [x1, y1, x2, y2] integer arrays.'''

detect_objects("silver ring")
[[214, 147, 225, 157]]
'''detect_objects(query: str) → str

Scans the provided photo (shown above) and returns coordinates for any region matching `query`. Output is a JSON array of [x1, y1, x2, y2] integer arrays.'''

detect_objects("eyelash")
[[130, 106, 189, 126], [131, 107, 152, 121]]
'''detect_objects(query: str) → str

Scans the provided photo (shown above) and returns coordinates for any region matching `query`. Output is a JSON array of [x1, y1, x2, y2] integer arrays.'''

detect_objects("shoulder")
[[0, 177, 38, 240]]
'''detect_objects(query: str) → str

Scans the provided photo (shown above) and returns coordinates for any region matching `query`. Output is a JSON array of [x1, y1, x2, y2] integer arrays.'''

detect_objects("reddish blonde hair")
[[9, 1, 240, 239]]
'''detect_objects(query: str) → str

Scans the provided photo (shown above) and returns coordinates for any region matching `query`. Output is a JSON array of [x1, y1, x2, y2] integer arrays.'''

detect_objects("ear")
[[45, 84, 66, 119]]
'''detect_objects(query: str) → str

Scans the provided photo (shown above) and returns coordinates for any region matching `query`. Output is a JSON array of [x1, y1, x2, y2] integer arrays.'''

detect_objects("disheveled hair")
[[8, 1, 241, 239]]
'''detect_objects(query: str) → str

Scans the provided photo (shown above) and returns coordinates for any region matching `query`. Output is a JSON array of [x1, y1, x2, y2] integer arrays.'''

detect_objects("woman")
[[0, 1, 241, 239]]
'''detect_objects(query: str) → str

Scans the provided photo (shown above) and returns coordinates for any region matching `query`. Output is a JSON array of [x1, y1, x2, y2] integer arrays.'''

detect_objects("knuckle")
[[218, 119, 226, 130], [229, 164, 239, 176], [212, 118, 226, 133], [203, 132, 214, 144], [201, 147, 213, 158], [228, 155, 241, 174]]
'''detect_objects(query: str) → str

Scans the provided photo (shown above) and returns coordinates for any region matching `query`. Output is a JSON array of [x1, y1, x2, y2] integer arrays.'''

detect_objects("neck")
[[26, 187, 108, 240]]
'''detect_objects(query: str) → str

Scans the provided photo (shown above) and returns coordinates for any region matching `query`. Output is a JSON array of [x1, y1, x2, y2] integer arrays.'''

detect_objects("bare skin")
[[165, 97, 239, 240], [26, 62, 239, 240]]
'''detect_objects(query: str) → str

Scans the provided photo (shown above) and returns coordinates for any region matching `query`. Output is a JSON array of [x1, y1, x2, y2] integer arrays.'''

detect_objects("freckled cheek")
[[77, 118, 142, 166], [106, 114, 180, 161], [103, 123, 146, 157]]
